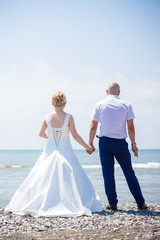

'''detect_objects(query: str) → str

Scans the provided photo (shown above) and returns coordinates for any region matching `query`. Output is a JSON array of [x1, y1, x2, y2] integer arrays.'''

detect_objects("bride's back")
[[45, 113, 71, 152], [49, 112, 67, 128]]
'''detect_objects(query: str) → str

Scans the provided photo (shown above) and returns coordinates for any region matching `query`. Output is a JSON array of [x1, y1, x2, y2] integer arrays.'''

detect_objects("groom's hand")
[[90, 144, 95, 153]]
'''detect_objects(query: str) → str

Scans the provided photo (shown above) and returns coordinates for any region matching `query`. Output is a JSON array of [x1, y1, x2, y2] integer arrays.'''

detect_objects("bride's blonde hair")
[[52, 91, 67, 107]]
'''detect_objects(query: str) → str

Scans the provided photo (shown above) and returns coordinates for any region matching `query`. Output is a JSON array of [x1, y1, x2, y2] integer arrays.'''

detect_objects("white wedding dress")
[[5, 113, 102, 217]]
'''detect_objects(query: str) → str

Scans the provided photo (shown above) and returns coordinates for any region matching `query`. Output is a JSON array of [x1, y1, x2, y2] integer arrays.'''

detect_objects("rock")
[[0, 203, 160, 239]]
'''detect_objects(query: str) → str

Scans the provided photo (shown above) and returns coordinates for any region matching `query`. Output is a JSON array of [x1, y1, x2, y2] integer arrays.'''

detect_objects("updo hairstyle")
[[52, 91, 67, 107]]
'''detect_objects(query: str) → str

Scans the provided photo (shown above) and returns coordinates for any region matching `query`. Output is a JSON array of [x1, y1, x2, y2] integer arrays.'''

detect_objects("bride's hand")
[[86, 145, 94, 155]]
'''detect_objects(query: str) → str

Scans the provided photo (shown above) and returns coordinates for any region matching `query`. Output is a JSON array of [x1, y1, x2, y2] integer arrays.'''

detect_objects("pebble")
[[0, 203, 160, 239]]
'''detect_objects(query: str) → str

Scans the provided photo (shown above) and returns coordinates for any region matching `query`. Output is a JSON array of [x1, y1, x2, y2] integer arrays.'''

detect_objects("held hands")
[[86, 145, 95, 155]]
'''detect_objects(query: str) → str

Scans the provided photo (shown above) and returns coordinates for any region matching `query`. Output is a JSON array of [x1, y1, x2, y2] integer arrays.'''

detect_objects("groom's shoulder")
[[119, 98, 133, 107], [95, 98, 108, 107]]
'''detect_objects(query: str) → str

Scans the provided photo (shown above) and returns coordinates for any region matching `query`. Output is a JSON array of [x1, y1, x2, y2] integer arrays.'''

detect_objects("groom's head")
[[106, 82, 120, 96]]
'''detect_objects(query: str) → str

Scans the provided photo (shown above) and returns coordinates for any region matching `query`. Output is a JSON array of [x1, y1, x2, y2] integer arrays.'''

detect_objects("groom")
[[88, 82, 147, 210]]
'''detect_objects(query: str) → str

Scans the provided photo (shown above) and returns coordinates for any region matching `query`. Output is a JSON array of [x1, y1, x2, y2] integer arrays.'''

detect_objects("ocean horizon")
[[0, 149, 160, 207]]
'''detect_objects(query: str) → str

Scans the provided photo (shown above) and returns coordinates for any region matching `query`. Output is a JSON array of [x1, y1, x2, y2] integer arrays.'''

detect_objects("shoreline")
[[0, 203, 160, 240]]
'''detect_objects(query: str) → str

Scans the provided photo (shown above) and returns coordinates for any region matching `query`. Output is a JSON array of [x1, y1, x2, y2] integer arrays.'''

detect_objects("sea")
[[0, 149, 160, 207]]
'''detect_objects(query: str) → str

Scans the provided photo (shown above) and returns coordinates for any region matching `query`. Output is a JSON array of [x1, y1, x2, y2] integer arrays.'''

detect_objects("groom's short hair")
[[108, 82, 120, 95]]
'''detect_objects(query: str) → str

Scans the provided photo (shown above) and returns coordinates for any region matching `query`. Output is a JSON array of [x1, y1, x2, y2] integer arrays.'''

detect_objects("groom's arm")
[[89, 120, 98, 150]]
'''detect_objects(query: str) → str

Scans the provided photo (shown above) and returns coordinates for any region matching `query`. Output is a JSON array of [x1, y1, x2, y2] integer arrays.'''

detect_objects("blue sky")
[[0, 0, 160, 149]]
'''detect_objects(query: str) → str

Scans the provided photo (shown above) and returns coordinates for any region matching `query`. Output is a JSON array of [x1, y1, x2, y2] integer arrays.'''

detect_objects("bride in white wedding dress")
[[5, 91, 102, 217]]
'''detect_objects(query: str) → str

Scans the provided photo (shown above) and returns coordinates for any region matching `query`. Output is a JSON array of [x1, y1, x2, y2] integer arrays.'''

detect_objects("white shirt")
[[91, 95, 135, 139]]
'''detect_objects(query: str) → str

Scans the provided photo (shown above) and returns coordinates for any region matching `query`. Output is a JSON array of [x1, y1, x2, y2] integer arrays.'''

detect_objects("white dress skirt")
[[5, 113, 102, 217]]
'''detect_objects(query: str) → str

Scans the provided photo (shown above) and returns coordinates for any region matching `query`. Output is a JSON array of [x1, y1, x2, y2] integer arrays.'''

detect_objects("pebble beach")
[[0, 203, 160, 240]]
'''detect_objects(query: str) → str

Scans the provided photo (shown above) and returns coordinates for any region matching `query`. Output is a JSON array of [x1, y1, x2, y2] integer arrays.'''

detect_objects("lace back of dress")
[[45, 113, 70, 148], [53, 129, 62, 148]]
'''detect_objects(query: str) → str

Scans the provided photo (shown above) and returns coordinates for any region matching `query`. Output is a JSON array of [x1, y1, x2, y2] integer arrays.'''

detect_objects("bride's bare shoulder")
[[47, 112, 56, 118]]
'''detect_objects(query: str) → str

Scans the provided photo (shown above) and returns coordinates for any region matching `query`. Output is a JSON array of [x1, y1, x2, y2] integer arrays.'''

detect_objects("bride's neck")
[[55, 109, 64, 113], [54, 106, 65, 113]]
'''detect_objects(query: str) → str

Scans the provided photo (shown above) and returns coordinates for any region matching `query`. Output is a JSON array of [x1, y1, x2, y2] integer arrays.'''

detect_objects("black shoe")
[[106, 205, 117, 211], [138, 203, 148, 210]]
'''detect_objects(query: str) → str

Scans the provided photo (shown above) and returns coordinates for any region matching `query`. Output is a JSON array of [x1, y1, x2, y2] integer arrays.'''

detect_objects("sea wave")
[[83, 162, 160, 169], [132, 162, 160, 169], [0, 162, 160, 169], [83, 165, 101, 169], [0, 164, 28, 168]]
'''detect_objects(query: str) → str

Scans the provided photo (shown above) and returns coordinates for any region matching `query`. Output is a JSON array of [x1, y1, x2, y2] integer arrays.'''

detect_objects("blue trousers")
[[99, 137, 145, 208]]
